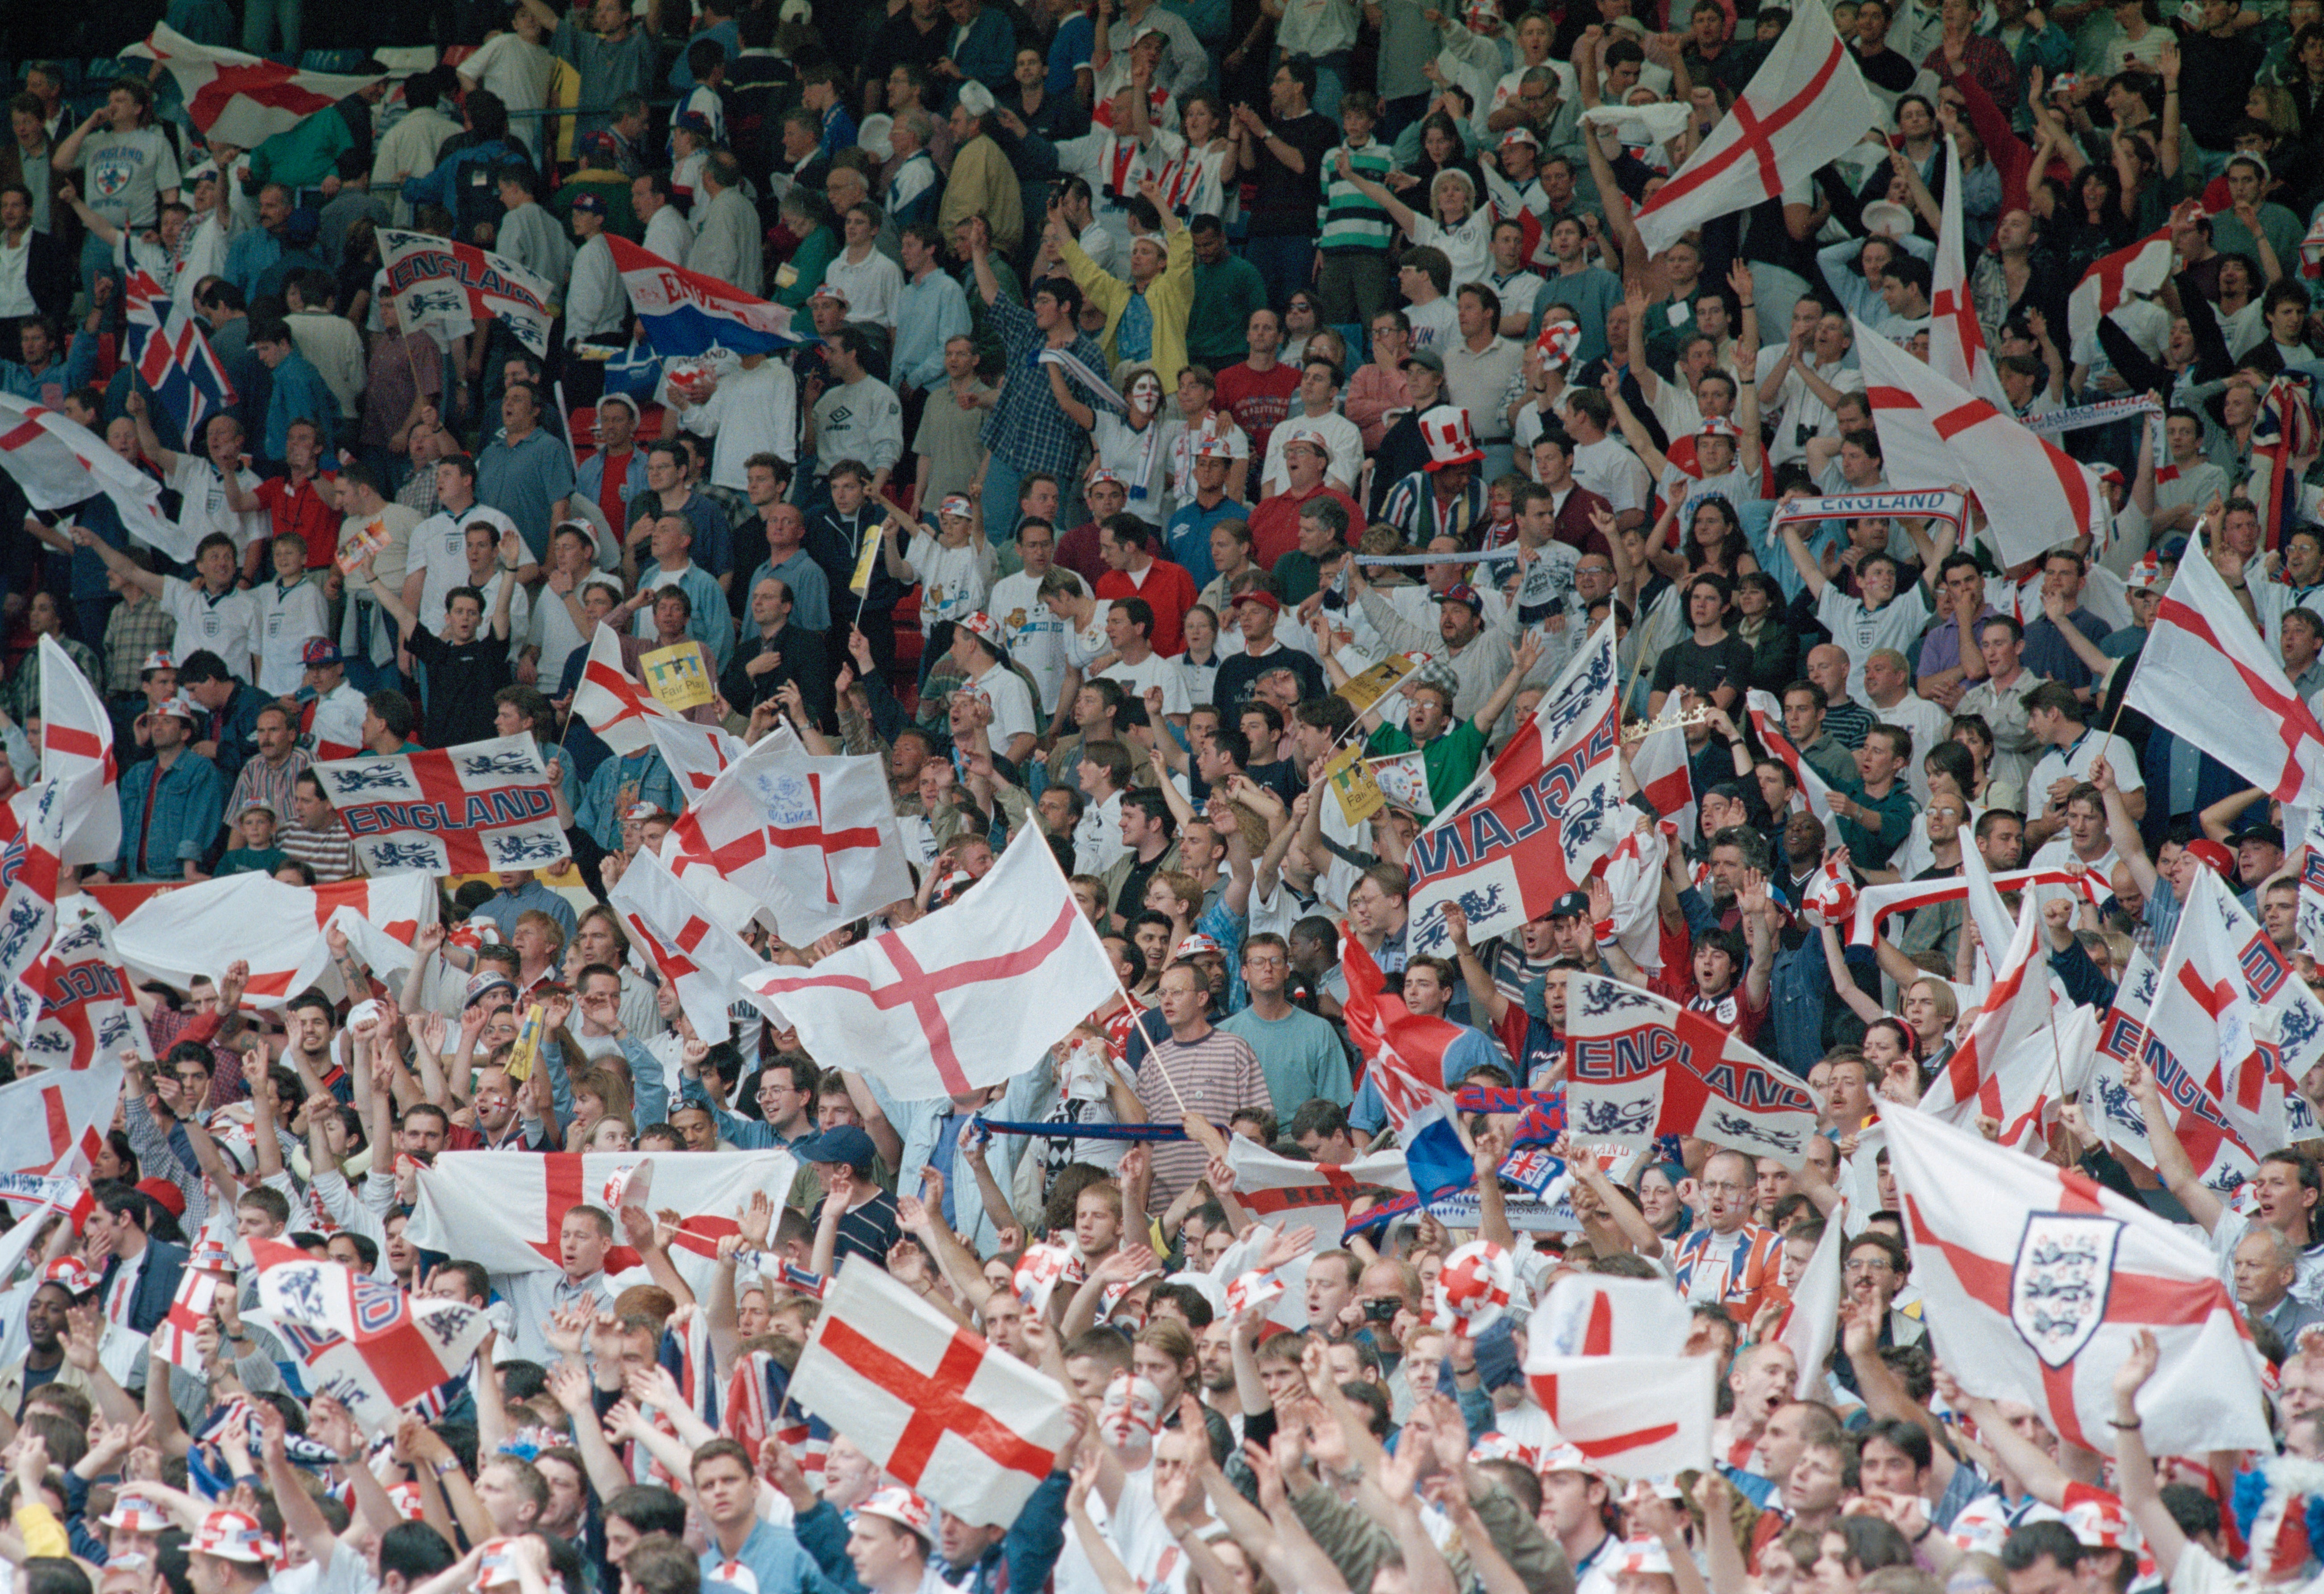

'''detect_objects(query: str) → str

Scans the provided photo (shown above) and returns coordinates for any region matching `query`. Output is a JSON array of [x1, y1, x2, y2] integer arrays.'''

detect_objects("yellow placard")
[[506, 1002, 545, 1082], [641, 643, 714, 711], [1324, 743, 1385, 826], [848, 528, 881, 595], [1337, 651, 1423, 714]]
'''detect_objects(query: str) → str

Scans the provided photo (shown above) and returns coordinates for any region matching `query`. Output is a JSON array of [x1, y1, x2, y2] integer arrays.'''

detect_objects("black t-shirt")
[[1248, 111, 1336, 234], [407, 623, 513, 745], [1852, 43, 1920, 92], [1651, 631, 1756, 702], [1212, 645, 1325, 713]]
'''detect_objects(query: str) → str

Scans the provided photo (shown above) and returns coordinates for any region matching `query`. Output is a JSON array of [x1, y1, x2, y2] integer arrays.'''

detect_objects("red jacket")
[[1095, 560, 1201, 655]]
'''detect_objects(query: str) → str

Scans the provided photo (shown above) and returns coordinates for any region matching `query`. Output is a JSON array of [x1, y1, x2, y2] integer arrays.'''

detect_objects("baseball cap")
[[570, 191, 608, 216], [795, 1124, 877, 1171], [1547, 890, 1591, 920], [300, 638, 343, 668], [958, 612, 1007, 653], [1402, 348, 1446, 375], [189, 1511, 274, 1565], [2231, 822, 2286, 850], [1499, 126, 1540, 149], [464, 971, 518, 1008], [1697, 416, 1740, 440], [1087, 467, 1124, 488], [578, 130, 619, 166], [1539, 1443, 1606, 1482], [810, 282, 849, 306], [1194, 435, 1235, 460], [1232, 589, 1283, 614], [2183, 837, 2235, 876], [1434, 582, 1485, 614]]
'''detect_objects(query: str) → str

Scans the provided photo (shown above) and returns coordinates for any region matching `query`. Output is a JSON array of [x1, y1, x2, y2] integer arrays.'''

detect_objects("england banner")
[[379, 231, 555, 358], [0, 780, 68, 1045], [1633, 1, 1883, 257], [248, 1239, 490, 1435], [1766, 489, 1970, 539], [2126, 538, 2324, 806], [742, 827, 1115, 1097], [313, 735, 569, 876], [1918, 892, 2096, 1148], [608, 848, 764, 1042], [1408, 620, 1623, 958], [1222, 1136, 1418, 1247], [2089, 943, 2259, 1195], [15, 919, 148, 1071], [0, 395, 182, 557], [406, 1150, 795, 1278], [664, 722, 913, 944], [791, 1260, 1075, 1527], [1522, 1350, 1715, 1475], [571, 625, 685, 759], [2301, 809, 2324, 959], [125, 25, 384, 146], [39, 635, 120, 870], [1888, 1108, 2270, 1457], [610, 236, 803, 358], [1563, 975, 1820, 1166], [1855, 321, 2106, 570], [112, 872, 434, 1005]]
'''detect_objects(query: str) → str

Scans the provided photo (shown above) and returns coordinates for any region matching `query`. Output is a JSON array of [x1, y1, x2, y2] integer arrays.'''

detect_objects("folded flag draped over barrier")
[[111, 873, 433, 1005], [125, 25, 385, 145], [313, 735, 569, 876], [380, 230, 555, 358], [1888, 1108, 2271, 1457], [788, 1259, 1075, 1527], [1407, 620, 1622, 958], [0, 395, 183, 559], [248, 1238, 490, 1435], [743, 826, 1114, 1097], [1563, 975, 1819, 1166], [610, 236, 803, 357]]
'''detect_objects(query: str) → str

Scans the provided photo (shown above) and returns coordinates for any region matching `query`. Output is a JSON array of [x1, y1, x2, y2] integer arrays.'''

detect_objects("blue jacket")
[[699, 1517, 844, 1594], [0, 333, 100, 404], [263, 349, 341, 460], [680, 1076, 807, 1152], [99, 1238, 190, 1336], [116, 751, 225, 881]]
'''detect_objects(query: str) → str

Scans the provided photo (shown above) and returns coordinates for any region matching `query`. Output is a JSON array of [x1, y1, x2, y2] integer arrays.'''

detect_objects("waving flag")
[[1532, 1273, 1692, 1358], [15, 920, 149, 1071], [1523, 1346, 1715, 1475], [112, 872, 433, 1005], [1849, 865, 2102, 946], [743, 828, 1114, 1096], [40, 635, 120, 870], [1563, 974, 1819, 1166], [1340, 936, 1459, 1132], [248, 1238, 490, 1435], [120, 253, 234, 442], [610, 236, 804, 358], [1930, 136, 2002, 403], [2150, 866, 2322, 1154], [125, 25, 384, 145], [572, 625, 684, 758], [2252, 372, 2319, 538], [1408, 621, 1622, 959], [1919, 892, 2095, 1147], [1855, 321, 2105, 570], [2127, 531, 2324, 806], [0, 395, 184, 558], [379, 230, 554, 358], [2067, 226, 2175, 349], [1777, 1204, 1847, 1396], [1629, 713, 1696, 844], [791, 1260, 1074, 1527], [150, 1266, 224, 1372], [1220, 1137, 1418, 1247], [312, 735, 569, 876], [0, 782, 69, 1043], [607, 848, 763, 1042], [1633, 2, 1883, 257], [0, 1059, 124, 1194], [1888, 1107, 2269, 1456], [407, 1150, 795, 1277], [1745, 689, 1836, 822], [667, 722, 913, 946], [2088, 943, 2259, 1195], [646, 714, 747, 802]]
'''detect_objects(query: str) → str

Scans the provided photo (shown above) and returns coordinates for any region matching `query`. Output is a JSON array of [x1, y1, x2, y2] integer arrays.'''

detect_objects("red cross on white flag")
[[1917, 892, 2096, 1149], [1522, 1342, 1715, 1474], [1887, 1107, 2270, 1457], [0, 1058, 125, 1199], [1221, 1136, 1416, 1248], [0, 396, 183, 558], [573, 626, 684, 759], [126, 25, 385, 146], [312, 734, 568, 876], [1855, 321, 2107, 571], [607, 847, 763, 1041], [789, 1258, 1075, 1527], [743, 827, 1117, 1099], [37, 636, 118, 871], [1929, 136, 2004, 405], [110, 873, 434, 1007], [1633, 1, 1884, 257], [2068, 226, 2176, 351]]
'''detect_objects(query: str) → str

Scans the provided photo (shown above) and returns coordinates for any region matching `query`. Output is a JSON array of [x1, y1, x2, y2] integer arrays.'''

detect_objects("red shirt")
[[255, 471, 342, 569], [1095, 559, 1200, 655], [1214, 361, 1302, 460], [1247, 483, 1364, 570]]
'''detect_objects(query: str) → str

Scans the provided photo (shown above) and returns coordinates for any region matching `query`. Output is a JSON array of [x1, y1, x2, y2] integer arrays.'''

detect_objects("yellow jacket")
[[1059, 220, 1195, 390]]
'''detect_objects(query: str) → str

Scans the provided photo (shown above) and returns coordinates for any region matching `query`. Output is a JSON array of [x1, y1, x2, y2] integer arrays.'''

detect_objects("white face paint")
[[1131, 376, 1162, 406]]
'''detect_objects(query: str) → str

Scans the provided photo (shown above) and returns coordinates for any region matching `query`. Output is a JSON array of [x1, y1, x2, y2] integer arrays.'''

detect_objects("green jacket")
[[249, 104, 356, 191]]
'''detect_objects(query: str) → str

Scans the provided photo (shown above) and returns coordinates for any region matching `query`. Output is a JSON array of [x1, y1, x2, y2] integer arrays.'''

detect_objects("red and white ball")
[[1434, 1240, 1516, 1334]]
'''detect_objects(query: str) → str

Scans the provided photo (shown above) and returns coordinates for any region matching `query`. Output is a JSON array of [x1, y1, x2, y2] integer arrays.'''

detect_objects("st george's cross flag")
[[247, 1239, 491, 1434], [646, 714, 747, 802], [664, 721, 914, 945], [379, 231, 555, 357], [0, 1059, 125, 1195], [1562, 975, 1821, 1166], [1628, 712, 1697, 845], [742, 826, 1115, 1096], [1633, 2, 1883, 256], [1340, 935, 1460, 1133], [111, 872, 433, 1005], [1855, 321, 2107, 570], [789, 1259, 1075, 1526], [0, 781, 70, 1043], [1929, 135, 2003, 404], [39, 635, 119, 870], [313, 735, 569, 876], [1745, 689, 1837, 822], [1887, 1108, 2271, 1457], [610, 236, 805, 357], [0, 396, 183, 558], [572, 626, 685, 758], [1523, 1342, 1716, 1475], [2127, 536, 2324, 808], [1407, 620, 1623, 959], [1777, 1200, 1848, 1396], [1917, 892, 2096, 1148], [2068, 223, 2177, 350], [1531, 1273, 1692, 1359], [405, 1150, 795, 1277], [125, 25, 384, 146], [1221, 1135, 1418, 1248], [607, 848, 762, 1042]]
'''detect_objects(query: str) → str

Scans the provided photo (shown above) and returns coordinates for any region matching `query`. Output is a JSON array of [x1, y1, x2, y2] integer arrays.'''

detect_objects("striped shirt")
[[1671, 1222, 1784, 1321], [1319, 140, 1394, 253], [278, 819, 361, 883], [1137, 1025, 1271, 1208]]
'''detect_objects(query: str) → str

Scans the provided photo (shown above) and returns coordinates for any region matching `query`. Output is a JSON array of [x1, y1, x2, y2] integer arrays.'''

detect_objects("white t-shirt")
[[1258, 410, 1363, 498], [906, 531, 990, 633], [1569, 435, 1651, 518], [251, 575, 331, 696], [1166, 414, 1250, 504], [167, 456, 269, 555], [2027, 730, 2145, 816], [1102, 650, 1191, 719], [161, 576, 259, 682], [965, 659, 1038, 752], [409, 504, 521, 628], [1815, 582, 1933, 700], [1406, 296, 1458, 351], [992, 569, 1072, 714], [462, 31, 554, 154]]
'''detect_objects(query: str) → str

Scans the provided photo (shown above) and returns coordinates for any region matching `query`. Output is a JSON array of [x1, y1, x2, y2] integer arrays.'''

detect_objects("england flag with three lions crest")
[[1886, 1109, 2270, 1457], [1407, 619, 1622, 958], [1563, 975, 1820, 1167], [313, 735, 569, 876]]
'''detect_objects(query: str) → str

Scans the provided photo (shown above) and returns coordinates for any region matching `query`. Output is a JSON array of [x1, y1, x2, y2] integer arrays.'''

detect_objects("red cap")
[[2183, 838, 2234, 876], [136, 1178, 187, 1219]]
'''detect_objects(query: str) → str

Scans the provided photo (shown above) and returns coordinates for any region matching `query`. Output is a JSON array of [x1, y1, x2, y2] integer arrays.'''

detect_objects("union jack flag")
[[120, 252, 234, 438], [2253, 372, 2319, 543]]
